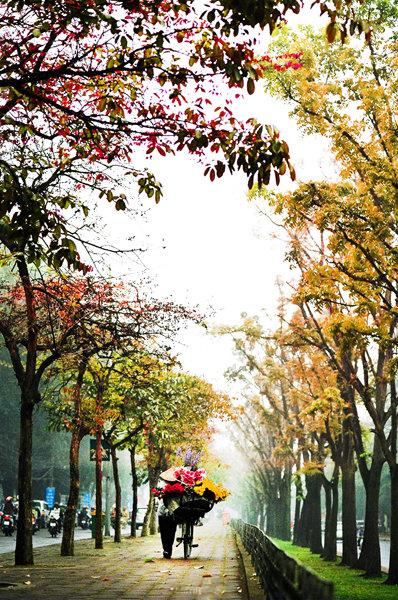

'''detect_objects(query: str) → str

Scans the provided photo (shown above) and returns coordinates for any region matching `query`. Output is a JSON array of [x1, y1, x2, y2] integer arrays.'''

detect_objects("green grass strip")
[[272, 539, 397, 600]]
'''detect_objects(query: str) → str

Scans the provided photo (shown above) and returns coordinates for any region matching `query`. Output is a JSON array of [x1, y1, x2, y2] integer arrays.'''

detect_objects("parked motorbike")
[[2, 514, 14, 536], [48, 516, 59, 538]]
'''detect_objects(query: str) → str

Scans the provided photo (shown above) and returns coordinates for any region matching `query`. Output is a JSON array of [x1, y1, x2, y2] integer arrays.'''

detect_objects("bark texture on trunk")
[[356, 456, 383, 575], [386, 465, 398, 584], [60, 358, 87, 556], [293, 469, 303, 545], [265, 493, 276, 537], [308, 473, 323, 555], [15, 398, 34, 566], [111, 446, 122, 543], [61, 430, 83, 556], [322, 469, 339, 562], [130, 446, 138, 538], [277, 466, 292, 541], [141, 466, 160, 537], [295, 490, 310, 547], [341, 428, 357, 567], [15, 259, 37, 566], [149, 500, 157, 535], [95, 429, 103, 550]]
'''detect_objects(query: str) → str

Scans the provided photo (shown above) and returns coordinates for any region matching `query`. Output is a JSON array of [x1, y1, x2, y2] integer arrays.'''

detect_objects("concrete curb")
[[234, 532, 266, 600]]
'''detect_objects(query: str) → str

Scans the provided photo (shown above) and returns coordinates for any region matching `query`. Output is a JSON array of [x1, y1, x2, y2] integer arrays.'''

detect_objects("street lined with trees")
[[1, 1, 397, 599]]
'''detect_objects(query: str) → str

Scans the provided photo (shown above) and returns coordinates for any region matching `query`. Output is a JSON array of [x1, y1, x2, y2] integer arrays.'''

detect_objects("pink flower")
[[174, 466, 206, 486]]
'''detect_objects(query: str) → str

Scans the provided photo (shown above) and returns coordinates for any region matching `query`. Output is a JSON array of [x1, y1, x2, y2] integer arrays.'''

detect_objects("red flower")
[[162, 482, 185, 495]]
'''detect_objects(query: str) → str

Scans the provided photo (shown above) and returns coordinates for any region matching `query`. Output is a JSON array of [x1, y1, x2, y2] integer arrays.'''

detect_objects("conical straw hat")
[[159, 466, 180, 482]]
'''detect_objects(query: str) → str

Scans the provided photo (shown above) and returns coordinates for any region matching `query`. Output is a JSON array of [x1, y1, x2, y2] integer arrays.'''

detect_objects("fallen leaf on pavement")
[[160, 569, 171, 574], [203, 573, 212, 577], [193, 565, 204, 569], [101, 577, 111, 582], [90, 576, 101, 579], [144, 558, 155, 563], [237, 587, 242, 593], [24, 581, 31, 586]]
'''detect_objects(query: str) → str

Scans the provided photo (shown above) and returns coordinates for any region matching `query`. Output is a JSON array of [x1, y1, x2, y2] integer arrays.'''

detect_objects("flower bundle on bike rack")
[[153, 466, 230, 523]]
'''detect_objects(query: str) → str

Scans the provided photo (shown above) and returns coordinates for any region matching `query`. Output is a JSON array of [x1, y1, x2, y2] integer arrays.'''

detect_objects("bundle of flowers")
[[154, 465, 230, 514], [194, 478, 230, 502]]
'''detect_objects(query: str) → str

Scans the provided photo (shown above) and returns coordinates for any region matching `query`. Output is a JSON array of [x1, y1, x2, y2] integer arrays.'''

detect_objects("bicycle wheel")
[[183, 522, 194, 559]]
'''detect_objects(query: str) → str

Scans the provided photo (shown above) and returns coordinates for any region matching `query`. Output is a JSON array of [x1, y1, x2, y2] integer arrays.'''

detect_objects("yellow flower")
[[194, 477, 230, 502]]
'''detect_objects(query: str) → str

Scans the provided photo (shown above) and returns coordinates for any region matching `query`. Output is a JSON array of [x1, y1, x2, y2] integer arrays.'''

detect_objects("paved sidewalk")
[[0, 523, 253, 599]]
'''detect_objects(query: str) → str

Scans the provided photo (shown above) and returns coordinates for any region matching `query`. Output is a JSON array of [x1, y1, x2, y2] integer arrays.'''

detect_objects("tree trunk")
[[386, 464, 398, 584], [296, 471, 323, 550], [341, 430, 357, 567], [141, 466, 159, 537], [150, 499, 157, 535], [323, 469, 339, 561], [61, 429, 83, 556], [308, 473, 323, 555], [293, 472, 303, 545], [95, 429, 103, 549], [356, 455, 383, 576], [295, 491, 311, 547], [15, 259, 37, 566], [104, 475, 111, 537], [61, 359, 87, 555], [130, 446, 138, 537], [111, 446, 121, 543], [141, 494, 153, 537], [15, 398, 34, 565], [277, 466, 292, 540], [266, 493, 277, 537], [322, 479, 331, 558]]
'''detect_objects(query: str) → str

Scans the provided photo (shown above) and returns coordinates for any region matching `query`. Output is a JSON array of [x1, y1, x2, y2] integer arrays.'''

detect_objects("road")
[[337, 539, 390, 571], [0, 524, 133, 555], [0, 526, 91, 554], [0, 523, 251, 600]]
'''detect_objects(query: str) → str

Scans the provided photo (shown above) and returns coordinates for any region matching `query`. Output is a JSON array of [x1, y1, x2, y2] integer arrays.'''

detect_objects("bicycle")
[[174, 496, 213, 559], [176, 517, 199, 559]]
